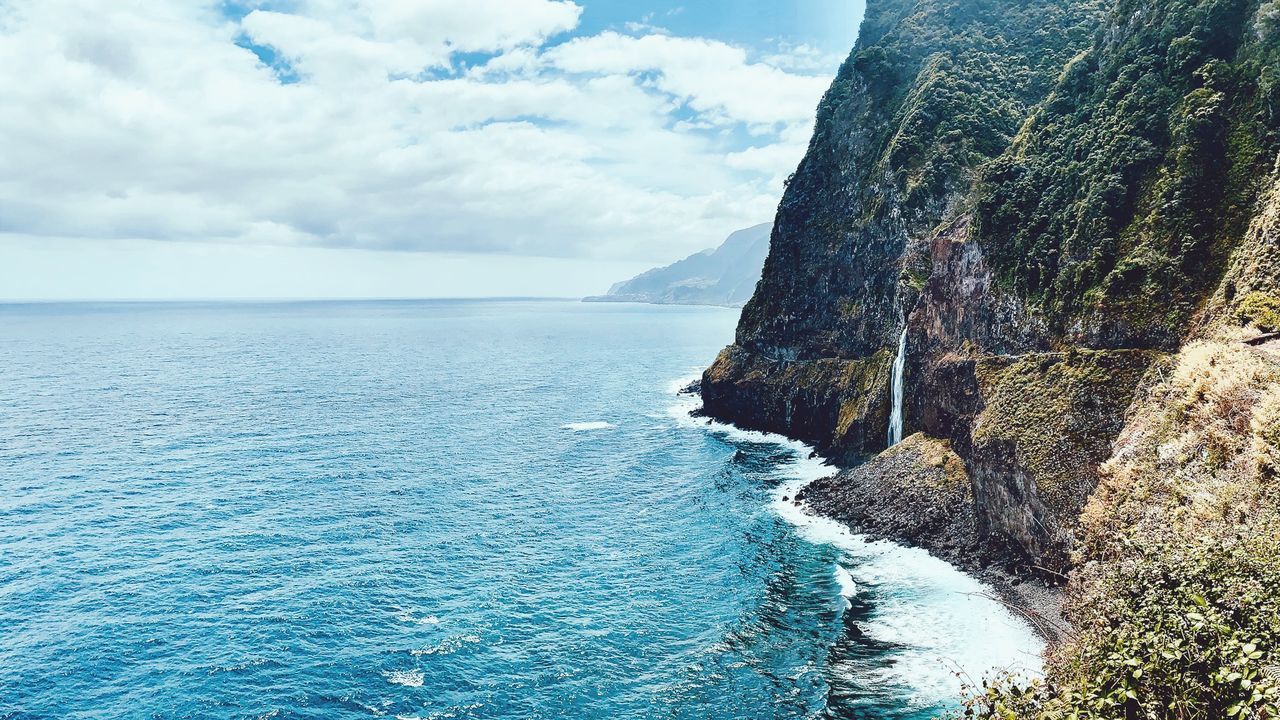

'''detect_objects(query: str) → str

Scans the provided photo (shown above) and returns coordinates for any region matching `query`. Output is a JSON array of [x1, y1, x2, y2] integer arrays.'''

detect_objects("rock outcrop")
[[799, 434, 977, 561]]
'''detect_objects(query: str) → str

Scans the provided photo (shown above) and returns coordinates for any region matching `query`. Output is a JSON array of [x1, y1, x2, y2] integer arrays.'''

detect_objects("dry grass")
[[1079, 339, 1280, 561], [967, 338, 1280, 718], [1253, 384, 1280, 478]]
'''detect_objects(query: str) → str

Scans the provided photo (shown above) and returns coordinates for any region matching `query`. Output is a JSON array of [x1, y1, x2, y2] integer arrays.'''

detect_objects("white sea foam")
[[667, 376, 1044, 705], [834, 565, 859, 601], [394, 608, 441, 625], [562, 421, 617, 432], [384, 669, 424, 688], [411, 634, 481, 656]]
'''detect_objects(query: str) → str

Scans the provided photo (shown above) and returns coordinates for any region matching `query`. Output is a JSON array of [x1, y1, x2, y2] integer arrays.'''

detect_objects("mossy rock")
[[701, 346, 892, 461], [972, 349, 1161, 526]]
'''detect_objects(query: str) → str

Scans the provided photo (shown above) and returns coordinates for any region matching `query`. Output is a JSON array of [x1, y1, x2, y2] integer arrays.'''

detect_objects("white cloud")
[[240, 10, 444, 82], [725, 121, 817, 186], [544, 32, 831, 126], [240, 0, 585, 80], [0, 0, 833, 267], [359, 0, 583, 51], [761, 41, 846, 73]]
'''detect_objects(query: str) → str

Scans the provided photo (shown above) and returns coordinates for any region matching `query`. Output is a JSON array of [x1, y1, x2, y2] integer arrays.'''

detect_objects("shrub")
[[960, 529, 1280, 719], [1236, 292, 1280, 332]]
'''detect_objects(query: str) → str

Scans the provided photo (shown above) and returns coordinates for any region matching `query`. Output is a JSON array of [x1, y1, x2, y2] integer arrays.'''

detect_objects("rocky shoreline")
[[691, 0, 1280, 711], [793, 433, 1070, 644], [687, 381, 1068, 643]]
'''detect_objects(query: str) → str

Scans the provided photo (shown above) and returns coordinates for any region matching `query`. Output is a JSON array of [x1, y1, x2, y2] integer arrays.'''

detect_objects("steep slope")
[[703, 0, 1108, 464], [585, 223, 770, 307], [702, 0, 1280, 715], [703, 0, 1280, 573], [968, 331, 1280, 717]]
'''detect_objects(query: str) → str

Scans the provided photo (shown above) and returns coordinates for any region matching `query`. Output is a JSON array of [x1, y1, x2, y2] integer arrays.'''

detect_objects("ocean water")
[[0, 300, 1040, 720]]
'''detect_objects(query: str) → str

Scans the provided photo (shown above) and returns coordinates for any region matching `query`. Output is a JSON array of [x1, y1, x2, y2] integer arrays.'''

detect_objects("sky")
[[0, 0, 865, 300]]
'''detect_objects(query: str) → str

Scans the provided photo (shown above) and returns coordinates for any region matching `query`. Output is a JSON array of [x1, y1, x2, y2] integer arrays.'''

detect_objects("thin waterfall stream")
[[888, 328, 907, 446]]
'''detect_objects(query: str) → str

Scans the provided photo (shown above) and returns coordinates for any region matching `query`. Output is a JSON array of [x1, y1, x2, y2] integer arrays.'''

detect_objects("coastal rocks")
[[799, 434, 977, 559], [798, 433, 1072, 641], [701, 346, 890, 464]]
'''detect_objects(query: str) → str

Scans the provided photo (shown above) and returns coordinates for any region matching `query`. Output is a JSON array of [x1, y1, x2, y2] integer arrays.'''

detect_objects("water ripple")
[[0, 301, 1039, 720]]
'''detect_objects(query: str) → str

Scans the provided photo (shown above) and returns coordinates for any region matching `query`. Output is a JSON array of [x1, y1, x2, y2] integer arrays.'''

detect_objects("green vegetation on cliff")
[[704, 0, 1280, 716], [843, 0, 1107, 213], [735, 0, 1104, 361], [965, 531, 1280, 718], [974, 0, 1280, 345]]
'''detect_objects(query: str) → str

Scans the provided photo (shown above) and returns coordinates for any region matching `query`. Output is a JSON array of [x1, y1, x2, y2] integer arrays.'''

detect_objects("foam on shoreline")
[[666, 373, 1044, 706]]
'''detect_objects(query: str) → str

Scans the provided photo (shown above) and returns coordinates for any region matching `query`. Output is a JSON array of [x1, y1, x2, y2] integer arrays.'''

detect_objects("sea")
[[0, 300, 1041, 720]]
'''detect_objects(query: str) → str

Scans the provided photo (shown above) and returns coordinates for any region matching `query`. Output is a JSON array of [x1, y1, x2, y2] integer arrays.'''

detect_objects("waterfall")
[[887, 327, 908, 447]]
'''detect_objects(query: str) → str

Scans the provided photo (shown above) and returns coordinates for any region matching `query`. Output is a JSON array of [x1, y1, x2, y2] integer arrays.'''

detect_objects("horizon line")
[[0, 296, 589, 305]]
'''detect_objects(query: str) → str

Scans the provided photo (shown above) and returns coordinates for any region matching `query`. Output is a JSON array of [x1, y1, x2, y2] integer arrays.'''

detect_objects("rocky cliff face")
[[703, 0, 1280, 575], [705, 0, 1108, 466]]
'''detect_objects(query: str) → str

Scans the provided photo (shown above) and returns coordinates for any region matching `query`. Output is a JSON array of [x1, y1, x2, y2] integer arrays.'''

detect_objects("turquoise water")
[[0, 300, 1039, 720]]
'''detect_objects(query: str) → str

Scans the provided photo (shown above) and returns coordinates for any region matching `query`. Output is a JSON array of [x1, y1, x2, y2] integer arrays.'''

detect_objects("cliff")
[[701, 0, 1280, 714], [704, 0, 1279, 570], [704, 0, 1110, 465], [584, 223, 770, 307]]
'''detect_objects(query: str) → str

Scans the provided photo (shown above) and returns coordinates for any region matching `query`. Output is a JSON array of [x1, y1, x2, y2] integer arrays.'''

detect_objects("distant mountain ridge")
[[585, 223, 771, 308]]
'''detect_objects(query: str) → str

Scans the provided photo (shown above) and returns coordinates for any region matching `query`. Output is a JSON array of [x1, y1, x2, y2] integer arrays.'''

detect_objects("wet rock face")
[[701, 346, 890, 464], [915, 218, 1051, 358], [904, 348, 1158, 571]]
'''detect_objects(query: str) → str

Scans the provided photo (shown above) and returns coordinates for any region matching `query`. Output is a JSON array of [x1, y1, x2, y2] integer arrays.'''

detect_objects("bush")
[[960, 529, 1280, 719], [1236, 292, 1280, 332]]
